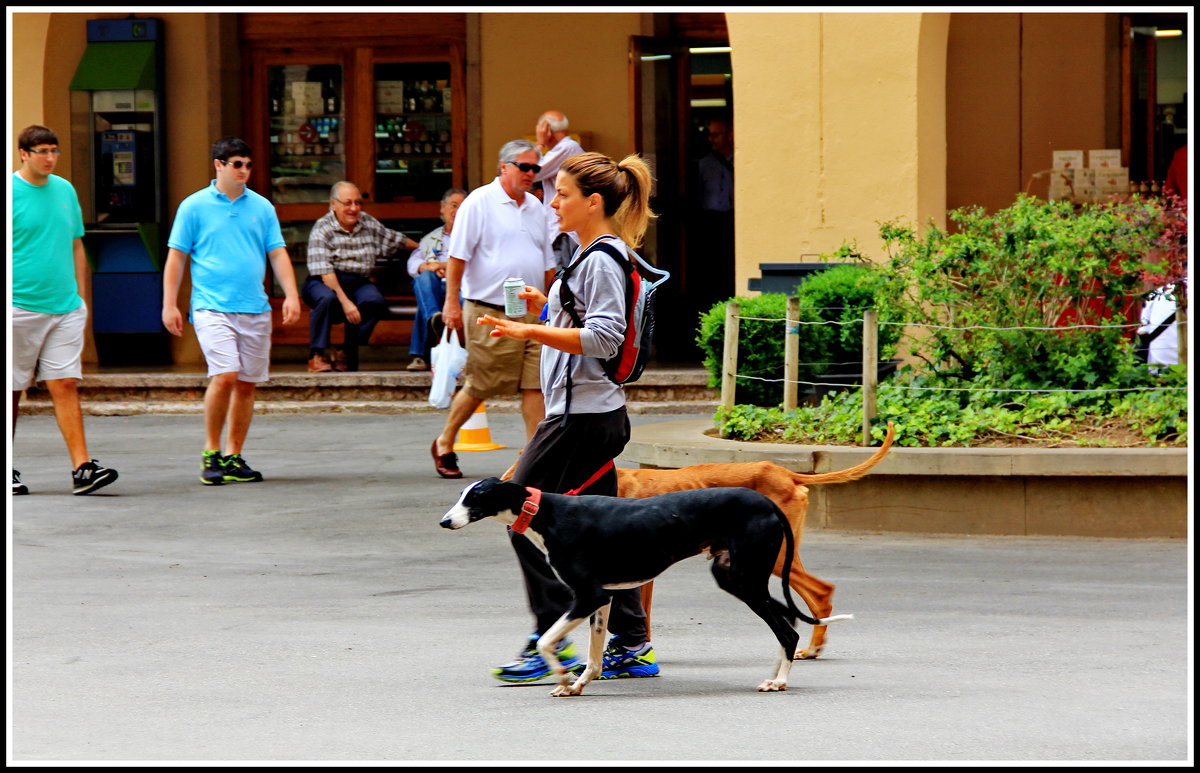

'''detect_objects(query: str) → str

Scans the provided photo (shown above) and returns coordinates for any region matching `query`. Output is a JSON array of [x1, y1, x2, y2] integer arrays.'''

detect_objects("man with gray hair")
[[430, 140, 556, 479], [302, 181, 418, 372], [534, 110, 585, 268], [533, 110, 584, 199]]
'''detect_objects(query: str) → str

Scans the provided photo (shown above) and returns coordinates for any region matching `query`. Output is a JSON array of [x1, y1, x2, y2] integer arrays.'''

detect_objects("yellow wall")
[[478, 13, 642, 176], [11, 13, 52, 167], [728, 12, 949, 293]]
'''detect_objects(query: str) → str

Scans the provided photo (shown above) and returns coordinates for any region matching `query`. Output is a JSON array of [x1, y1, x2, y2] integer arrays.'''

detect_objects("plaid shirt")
[[306, 210, 408, 277]]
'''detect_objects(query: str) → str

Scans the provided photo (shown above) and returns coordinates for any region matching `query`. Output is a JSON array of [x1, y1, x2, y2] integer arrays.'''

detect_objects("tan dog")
[[501, 421, 894, 659]]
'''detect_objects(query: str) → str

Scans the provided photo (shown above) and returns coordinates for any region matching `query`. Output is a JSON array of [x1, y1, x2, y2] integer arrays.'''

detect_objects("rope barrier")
[[733, 313, 1145, 331]]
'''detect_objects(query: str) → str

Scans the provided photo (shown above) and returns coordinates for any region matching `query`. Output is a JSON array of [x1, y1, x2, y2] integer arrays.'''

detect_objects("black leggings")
[[508, 407, 648, 647]]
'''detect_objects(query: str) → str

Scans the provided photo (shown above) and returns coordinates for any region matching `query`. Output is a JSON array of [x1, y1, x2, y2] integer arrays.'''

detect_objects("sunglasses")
[[219, 159, 254, 170], [506, 161, 542, 174], [27, 148, 62, 156]]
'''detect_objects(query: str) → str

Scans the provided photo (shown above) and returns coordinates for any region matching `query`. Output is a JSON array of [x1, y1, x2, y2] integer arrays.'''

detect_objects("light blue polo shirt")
[[12, 172, 86, 315], [167, 180, 286, 315]]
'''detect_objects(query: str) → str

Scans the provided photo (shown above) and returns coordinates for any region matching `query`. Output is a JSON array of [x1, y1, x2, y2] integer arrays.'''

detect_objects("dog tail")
[[772, 504, 854, 628], [773, 503, 855, 629], [788, 421, 895, 486]]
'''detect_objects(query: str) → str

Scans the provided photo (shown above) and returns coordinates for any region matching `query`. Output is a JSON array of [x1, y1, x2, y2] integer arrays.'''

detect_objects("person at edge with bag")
[[477, 152, 661, 685]]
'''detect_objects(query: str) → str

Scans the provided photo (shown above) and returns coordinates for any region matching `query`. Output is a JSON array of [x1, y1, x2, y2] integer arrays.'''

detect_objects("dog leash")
[[516, 460, 616, 534]]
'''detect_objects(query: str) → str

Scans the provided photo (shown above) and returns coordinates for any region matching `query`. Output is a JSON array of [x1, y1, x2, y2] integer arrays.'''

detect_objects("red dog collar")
[[512, 487, 542, 534]]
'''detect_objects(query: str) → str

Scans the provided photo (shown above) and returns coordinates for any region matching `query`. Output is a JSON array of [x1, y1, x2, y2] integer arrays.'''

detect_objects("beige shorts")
[[193, 309, 274, 382], [462, 300, 542, 399], [11, 303, 88, 390]]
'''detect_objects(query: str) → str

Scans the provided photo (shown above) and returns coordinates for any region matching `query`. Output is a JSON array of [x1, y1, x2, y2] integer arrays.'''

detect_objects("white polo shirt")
[[448, 176, 555, 305]]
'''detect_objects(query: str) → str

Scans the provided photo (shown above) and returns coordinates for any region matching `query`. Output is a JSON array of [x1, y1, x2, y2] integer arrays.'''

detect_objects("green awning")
[[69, 41, 157, 91]]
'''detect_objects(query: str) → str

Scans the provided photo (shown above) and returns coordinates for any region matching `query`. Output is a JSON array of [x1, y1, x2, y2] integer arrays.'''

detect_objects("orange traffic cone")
[[453, 402, 507, 452]]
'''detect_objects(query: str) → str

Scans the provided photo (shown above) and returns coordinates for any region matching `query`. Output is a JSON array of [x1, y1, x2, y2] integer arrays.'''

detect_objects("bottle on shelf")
[[323, 77, 339, 115]]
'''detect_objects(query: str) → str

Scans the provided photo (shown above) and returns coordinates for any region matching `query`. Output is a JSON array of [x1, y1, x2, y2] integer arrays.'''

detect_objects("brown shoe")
[[431, 439, 462, 479], [406, 356, 429, 371], [308, 354, 333, 373], [331, 349, 349, 372]]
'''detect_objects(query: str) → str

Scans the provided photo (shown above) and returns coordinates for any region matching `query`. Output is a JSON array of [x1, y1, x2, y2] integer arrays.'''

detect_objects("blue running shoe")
[[597, 637, 659, 679], [492, 633, 584, 683]]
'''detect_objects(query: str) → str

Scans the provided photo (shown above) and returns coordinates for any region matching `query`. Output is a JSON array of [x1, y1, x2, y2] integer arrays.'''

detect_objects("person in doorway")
[[303, 181, 419, 373], [12, 124, 119, 496], [478, 151, 659, 684], [405, 187, 467, 371], [692, 115, 735, 312], [430, 140, 556, 479], [162, 137, 301, 486]]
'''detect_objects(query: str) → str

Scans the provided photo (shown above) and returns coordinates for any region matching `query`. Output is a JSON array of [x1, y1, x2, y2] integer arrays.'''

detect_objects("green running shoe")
[[200, 450, 225, 486], [492, 633, 584, 683], [221, 453, 263, 483], [597, 637, 659, 679]]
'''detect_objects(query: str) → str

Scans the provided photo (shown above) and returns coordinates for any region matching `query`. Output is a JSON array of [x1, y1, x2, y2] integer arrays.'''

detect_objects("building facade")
[[9, 10, 1189, 366]]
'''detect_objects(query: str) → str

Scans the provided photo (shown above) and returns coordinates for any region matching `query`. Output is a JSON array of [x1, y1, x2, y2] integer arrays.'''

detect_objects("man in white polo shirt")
[[430, 139, 556, 479]]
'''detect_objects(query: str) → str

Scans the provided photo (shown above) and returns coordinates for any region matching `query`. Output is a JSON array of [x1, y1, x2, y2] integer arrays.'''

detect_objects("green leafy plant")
[[696, 263, 901, 407], [878, 194, 1185, 390], [715, 363, 1187, 448]]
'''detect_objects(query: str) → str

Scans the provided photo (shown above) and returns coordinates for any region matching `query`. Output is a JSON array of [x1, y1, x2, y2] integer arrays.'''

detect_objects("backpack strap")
[[556, 238, 631, 422]]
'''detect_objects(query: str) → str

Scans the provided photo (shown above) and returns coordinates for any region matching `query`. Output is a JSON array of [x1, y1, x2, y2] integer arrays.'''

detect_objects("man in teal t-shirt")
[[162, 137, 300, 486], [11, 125, 119, 496]]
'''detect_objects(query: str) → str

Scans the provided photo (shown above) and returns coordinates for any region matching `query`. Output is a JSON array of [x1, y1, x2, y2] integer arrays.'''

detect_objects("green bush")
[[696, 263, 901, 407], [878, 194, 1186, 390]]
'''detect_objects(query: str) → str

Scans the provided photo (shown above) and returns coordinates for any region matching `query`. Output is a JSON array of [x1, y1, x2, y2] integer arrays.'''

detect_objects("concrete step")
[[18, 367, 719, 416]]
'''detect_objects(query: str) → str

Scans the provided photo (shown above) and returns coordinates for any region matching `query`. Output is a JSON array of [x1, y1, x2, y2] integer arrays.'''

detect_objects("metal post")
[[861, 309, 878, 446], [721, 301, 741, 411], [1177, 306, 1188, 368], [784, 296, 799, 410]]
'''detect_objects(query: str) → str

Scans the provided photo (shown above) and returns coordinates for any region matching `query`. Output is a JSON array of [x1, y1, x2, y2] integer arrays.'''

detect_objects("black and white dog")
[[440, 477, 851, 697]]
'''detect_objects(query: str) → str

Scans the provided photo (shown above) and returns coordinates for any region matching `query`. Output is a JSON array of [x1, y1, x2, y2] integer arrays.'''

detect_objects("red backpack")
[[558, 237, 670, 386]]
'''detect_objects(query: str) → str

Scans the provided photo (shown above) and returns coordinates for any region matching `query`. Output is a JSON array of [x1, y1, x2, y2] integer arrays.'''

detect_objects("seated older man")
[[302, 181, 417, 372], [405, 187, 467, 371]]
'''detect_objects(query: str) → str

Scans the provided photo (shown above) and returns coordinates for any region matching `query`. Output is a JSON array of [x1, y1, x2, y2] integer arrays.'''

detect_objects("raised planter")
[[622, 418, 1188, 538]]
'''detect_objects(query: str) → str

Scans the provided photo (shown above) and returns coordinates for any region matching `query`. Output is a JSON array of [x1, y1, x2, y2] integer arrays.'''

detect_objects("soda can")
[[503, 277, 527, 318]]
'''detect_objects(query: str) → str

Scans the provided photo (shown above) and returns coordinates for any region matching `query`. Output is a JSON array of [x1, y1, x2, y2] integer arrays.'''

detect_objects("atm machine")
[[69, 17, 168, 365]]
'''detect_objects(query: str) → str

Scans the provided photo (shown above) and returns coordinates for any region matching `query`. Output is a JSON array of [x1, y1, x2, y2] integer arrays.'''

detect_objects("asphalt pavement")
[[7, 412, 1192, 764]]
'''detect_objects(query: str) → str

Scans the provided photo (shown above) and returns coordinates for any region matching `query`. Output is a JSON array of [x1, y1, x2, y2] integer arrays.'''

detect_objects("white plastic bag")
[[428, 327, 467, 409]]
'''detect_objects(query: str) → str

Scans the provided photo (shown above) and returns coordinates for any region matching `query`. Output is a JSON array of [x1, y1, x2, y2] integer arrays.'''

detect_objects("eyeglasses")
[[219, 159, 254, 170], [506, 161, 542, 174], [27, 148, 62, 156], [333, 198, 365, 207]]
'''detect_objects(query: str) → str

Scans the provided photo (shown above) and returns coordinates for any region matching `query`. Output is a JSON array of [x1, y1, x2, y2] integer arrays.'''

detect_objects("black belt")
[[465, 298, 505, 311]]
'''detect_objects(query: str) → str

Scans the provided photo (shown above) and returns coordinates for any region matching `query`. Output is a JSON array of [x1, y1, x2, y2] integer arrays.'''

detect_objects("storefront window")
[[373, 62, 453, 203], [268, 64, 345, 204]]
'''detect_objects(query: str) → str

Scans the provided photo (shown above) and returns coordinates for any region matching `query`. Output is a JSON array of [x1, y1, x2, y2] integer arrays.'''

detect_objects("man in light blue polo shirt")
[[12, 124, 119, 496], [162, 137, 300, 486]]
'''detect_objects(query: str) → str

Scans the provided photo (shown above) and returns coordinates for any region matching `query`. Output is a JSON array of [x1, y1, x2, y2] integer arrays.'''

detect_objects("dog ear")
[[465, 477, 530, 512]]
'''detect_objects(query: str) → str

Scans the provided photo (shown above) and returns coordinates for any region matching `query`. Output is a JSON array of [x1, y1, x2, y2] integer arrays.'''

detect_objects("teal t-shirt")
[[167, 181, 286, 315], [11, 172, 86, 315]]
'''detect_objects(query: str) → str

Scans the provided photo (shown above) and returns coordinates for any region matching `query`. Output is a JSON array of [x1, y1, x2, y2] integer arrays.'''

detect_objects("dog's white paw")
[[549, 683, 584, 697], [756, 679, 788, 692]]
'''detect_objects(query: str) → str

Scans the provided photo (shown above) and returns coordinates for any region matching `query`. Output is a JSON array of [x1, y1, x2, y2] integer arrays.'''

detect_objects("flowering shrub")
[[877, 194, 1186, 390]]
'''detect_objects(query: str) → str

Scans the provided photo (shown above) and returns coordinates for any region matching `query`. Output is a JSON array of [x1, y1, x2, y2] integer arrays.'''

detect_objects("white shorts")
[[192, 309, 274, 382], [11, 303, 88, 391]]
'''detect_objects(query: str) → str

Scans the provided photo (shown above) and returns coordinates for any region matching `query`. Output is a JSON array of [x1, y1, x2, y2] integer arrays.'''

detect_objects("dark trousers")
[[509, 406, 647, 647], [301, 272, 386, 370]]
